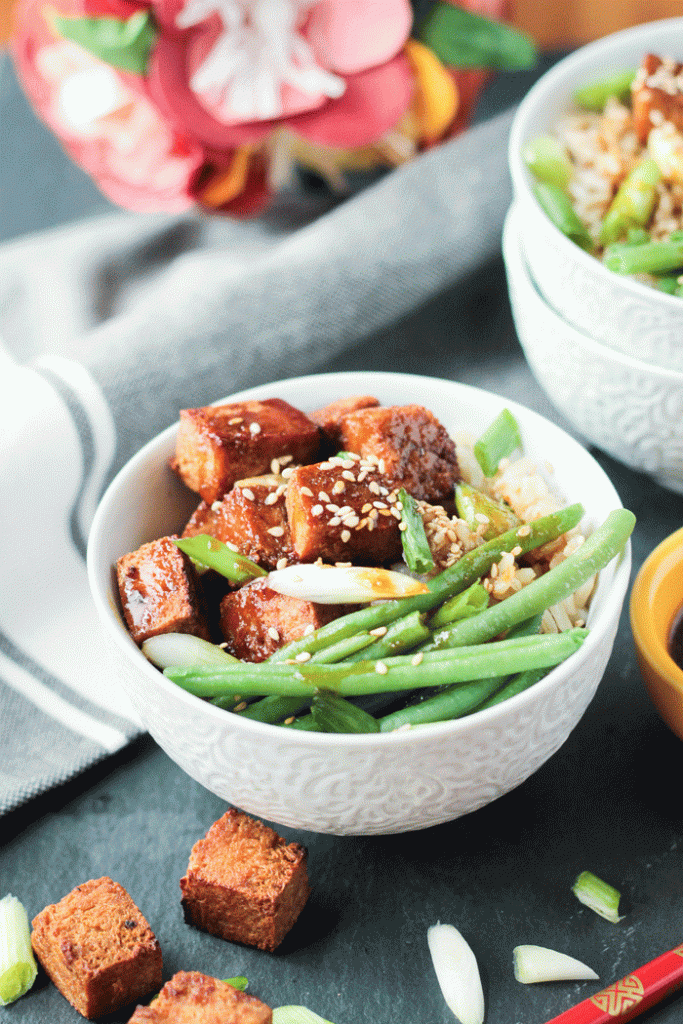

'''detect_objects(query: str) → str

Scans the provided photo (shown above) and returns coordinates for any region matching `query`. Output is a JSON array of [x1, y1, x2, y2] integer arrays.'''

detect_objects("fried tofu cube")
[[309, 394, 380, 444], [127, 971, 271, 1024], [632, 53, 683, 143], [180, 810, 311, 952], [285, 459, 402, 564], [172, 399, 322, 504], [337, 404, 459, 502], [116, 535, 209, 645], [183, 477, 295, 572], [219, 577, 347, 661], [31, 877, 162, 1020]]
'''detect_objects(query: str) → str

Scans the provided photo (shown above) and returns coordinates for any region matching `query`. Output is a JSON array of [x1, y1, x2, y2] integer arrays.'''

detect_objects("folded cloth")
[[0, 106, 514, 816]]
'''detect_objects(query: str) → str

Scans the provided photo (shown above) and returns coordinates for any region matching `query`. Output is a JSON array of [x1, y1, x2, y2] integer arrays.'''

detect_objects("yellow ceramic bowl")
[[630, 527, 683, 741]]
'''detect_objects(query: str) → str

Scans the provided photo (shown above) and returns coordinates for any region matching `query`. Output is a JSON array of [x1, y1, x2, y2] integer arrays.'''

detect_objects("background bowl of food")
[[503, 203, 683, 493], [87, 371, 633, 836], [508, 16, 683, 372]]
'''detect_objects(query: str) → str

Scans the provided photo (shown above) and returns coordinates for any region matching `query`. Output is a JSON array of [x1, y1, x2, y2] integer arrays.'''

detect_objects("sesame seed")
[[275, 484, 287, 497], [379, 486, 389, 496], [373, 501, 388, 509], [241, 488, 255, 501], [474, 513, 489, 524], [228, 417, 243, 425], [264, 492, 278, 505], [511, 545, 522, 557], [395, 500, 403, 510], [341, 470, 356, 482], [311, 504, 324, 516], [398, 522, 408, 531], [378, 459, 386, 474], [279, 454, 293, 465], [300, 486, 314, 497], [361, 503, 372, 513], [270, 459, 280, 474], [267, 627, 280, 641], [517, 524, 531, 537], [281, 466, 295, 478], [332, 481, 346, 494], [318, 491, 331, 503], [343, 514, 360, 528], [234, 701, 247, 712], [375, 661, 389, 675], [319, 462, 333, 470], [284, 716, 296, 725], [249, 422, 261, 435], [276, 558, 289, 570], [328, 517, 342, 526], [369, 481, 381, 495], [211, 500, 223, 511], [491, 563, 499, 578], [335, 561, 352, 568], [295, 651, 312, 662], [268, 526, 285, 537], [390, 508, 402, 520], [326, 503, 340, 513], [219, 642, 229, 649], [303, 624, 315, 635], [357, 470, 368, 482], [225, 541, 239, 552], [341, 529, 351, 542], [367, 519, 376, 531], [369, 626, 387, 637], [338, 506, 352, 515]]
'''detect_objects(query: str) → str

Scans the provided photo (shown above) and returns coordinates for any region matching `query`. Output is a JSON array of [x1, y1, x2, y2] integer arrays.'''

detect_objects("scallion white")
[[427, 922, 485, 1024], [142, 633, 238, 669], [272, 1007, 335, 1024], [513, 944, 599, 984], [265, 564, 429, 603], [0, 894, 38, 1006]]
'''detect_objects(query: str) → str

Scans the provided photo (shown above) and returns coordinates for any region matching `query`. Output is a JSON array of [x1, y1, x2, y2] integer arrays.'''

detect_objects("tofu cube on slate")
[[127, 971, 272, 1024], [30, 877, 162, 1020], [180, 809, 311, 952], [285, 457, 403, 564], [219, 577, 348, 661], [172, 399, 322, 504], [632, 53, 683, 143], [116, 535, 209, 645], [336, 404, 459, 503], [183, 476, 295, 571]]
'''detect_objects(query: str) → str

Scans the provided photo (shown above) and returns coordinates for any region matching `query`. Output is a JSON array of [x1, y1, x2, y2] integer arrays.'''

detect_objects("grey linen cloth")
[[0, 106, 514, 815]]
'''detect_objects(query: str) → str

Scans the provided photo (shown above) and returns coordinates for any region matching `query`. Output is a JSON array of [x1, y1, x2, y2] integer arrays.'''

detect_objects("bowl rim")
[[504, 201, 683, 381], [630, 526, 683, 697], [507, 15, 683, 312], [87, 370, 632, 748]]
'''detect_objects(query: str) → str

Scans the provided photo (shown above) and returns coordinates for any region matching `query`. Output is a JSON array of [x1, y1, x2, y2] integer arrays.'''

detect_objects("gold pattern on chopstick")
[[590, 975, 645, 1015], [673, 944, 683, 957]]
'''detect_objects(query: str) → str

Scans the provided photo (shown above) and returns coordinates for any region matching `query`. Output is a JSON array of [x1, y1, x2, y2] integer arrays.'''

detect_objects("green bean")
[[164, 630, 587, 699], [654, 274, 680, 295], [599, 159, 661, 246], [309, 633, 377, 663], [474, 407, 523, 477], [398, 488, 435, 574], [523, 134, 572, 189], [477, 666, 547, 710], [625, 227, 650, 245], [429, 581, 488, 630], [284, 692, 402, 731], [534, 182, 593, 251], [346, 611, 431, 662], [173, 534, 266, 583], [422, 508, 634, 652], [417, 3, 537, 71], [573, 69, 636, 111], [236, 695, 311, 724], [455, 483, 520, 541], [604, 238, 683, 275], [311, 692, 380, 734], [268, 504, 584, 663]]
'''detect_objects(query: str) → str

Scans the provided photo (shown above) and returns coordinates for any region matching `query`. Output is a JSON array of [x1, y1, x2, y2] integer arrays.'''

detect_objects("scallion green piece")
[[173, 534, 266, 583], [223, 977, 249, 991], [473, 408, 523, 477], [534, 182, 593, 251], [398, 488, 435, 574], [272, 1007, 335, 1024], [599, 159, 662, 246], [429, 581, 489, 630], [573, 69, 636, 111], [0, 895, 38, 1006], [572, 870, 624, 923], [455, 483, 520, 540], [523, 134, 573, 188], [311, 692, 380, 733]]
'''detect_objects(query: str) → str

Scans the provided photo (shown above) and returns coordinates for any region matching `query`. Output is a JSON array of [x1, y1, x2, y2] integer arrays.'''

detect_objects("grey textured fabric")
[[0, 107, 514, 815]]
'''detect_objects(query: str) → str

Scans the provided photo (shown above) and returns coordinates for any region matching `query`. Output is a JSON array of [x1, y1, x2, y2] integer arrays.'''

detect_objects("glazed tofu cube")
[[127, 971, 271, 1024], [632, 54, 683, 143], [285, 458, 403, 564], [337, 404, 459, 502], [31, 877, 162, 1020], [180, 810, 310, 953], [183, 477, 295, 571], [309, 394, 380, 444], [219, 577, 347, 661], [116, 535, 209, 645], [172, 399, 322, 504]]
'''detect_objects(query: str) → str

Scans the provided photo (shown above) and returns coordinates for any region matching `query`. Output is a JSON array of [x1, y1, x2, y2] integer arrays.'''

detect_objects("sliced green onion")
[[417, 3, 537, 71], [398, 488, 435, 574], [513, 945, 599, 983], [173, 534, 266, 583], [573, 69, 636, 111], [523, 134, 573, 188], [455, 483, 520, 541], [265, 563, 428, 603], [311, 692, 379, 733], [428, 922, 484, 1024], [0, 894, 38, 1006], [473, 408, 523, 478], [534, 182, 593, 251], [142, 633, 238, 669], [599, 159, 662, 247], [223, 976, 248, 991], [429, 581, 489, 630], [272, 1007, 335, 1024], [572, 870, 624, 923]]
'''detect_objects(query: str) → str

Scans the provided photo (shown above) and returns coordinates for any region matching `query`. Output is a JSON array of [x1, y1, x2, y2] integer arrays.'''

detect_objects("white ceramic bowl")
[[508, 17, 683, 371], [504, 202, 683, 493], [87, 371, 631, 836]]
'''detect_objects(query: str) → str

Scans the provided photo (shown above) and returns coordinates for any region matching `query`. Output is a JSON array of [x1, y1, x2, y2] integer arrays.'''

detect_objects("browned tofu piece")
[[116, 535, 209, 645], [219, 577, 348, 662], [172, 399, 322, 504], [337, 404, 459, 502], [127, 971, 272, 1024], [183, 477, 296, 571], [309, 394, 380, 444], [285, 458, 403, 564], [180, 810, 311, 953], [632, 53, 683, 143], [31, 877, 162, 1020]]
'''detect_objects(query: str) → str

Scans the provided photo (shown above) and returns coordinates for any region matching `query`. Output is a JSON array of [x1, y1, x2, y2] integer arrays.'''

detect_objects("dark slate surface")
[[3, 48, 683, 1024]]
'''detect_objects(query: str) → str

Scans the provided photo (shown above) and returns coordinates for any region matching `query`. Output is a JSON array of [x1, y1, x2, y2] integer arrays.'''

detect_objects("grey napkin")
[[0, 105, 514, 816]]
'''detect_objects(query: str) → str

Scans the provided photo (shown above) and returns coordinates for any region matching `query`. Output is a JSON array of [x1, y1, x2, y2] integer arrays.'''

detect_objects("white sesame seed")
[[284, 716, 296, 725], [303, 624, 315, 635], [270, 459, 280, 474], [361, 503, 372, 513], [474, 513, 489, 524], [411, 652, 424, 666], [228, 417, 243, 425], [300, 486, 314, 497], [341, 470, 356, 482], [375, 661, 389, 675], [343, 514, 360, 528], [225, 541, 239, 552], [234, 701, 248, 712], [332, 481, 346, 495], [319, 462, 333, 470], [267, 627, 280, 641], [241, 488, 255, 501], [326, 503, 340, 513], [369, 626, 388, 637], [378, 459, 386, 474], [311, 504, 324, 516], [211, 500, 223, 511], [267, 526, 285, 537], [399, 522, 408, 531], [295, 651, 312, 662], [318, 491, 331, 503], [282, 466, 295, 478], [264, 492, 278, 506], [275, 484, 287, 496], [328, 517, 342, 526], [335, 561, 352, 568], [249, 422, 261, 435], [338, 506, 353, 516], [276, 558, 289, 570], [390, 508, 402, 520], [279, 454, 293, 465], [341, 529, 351, 542], [373, 501, 388, 509], [511, 545, 522, 557], [517, 524, 531, 537]]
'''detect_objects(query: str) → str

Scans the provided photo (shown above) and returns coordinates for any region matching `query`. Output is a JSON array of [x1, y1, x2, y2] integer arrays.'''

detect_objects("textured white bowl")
[[504, 203, 683, 493], [87, 371, 630, 835], [508, 17, 683, 371]]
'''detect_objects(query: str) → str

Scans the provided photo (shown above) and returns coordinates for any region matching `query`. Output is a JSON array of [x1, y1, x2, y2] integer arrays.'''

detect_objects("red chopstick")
[[544, 944, 683, 1023]]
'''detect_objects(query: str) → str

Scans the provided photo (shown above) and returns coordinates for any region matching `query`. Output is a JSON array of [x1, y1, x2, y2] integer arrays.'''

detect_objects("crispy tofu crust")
[[219, 577, 349, 661], [172, 399, 322, 504], [31, 877, 162, 1020], [337, 404, 459, 503], [632, 53, 683, 143], [127, 971, 272, 1024], [116, 535, 210, 645], [309, 394, 380, 444], [180, 810, 311, 952]]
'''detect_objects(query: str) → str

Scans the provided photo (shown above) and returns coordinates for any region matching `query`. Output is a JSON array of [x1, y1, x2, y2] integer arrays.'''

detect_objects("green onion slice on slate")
[[572, 870, 624, 923], [428, 922, 485, 1024], [223, 976, 249, 990], [513, 945, 599, 984], [0, 894, 38, 1006]]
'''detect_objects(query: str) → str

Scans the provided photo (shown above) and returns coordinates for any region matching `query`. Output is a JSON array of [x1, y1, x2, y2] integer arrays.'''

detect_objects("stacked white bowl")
[[505, 17, 683, 493]]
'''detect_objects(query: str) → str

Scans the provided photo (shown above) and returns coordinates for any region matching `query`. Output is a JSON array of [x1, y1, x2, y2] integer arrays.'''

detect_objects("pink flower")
[[147, 0, 415, 151]]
